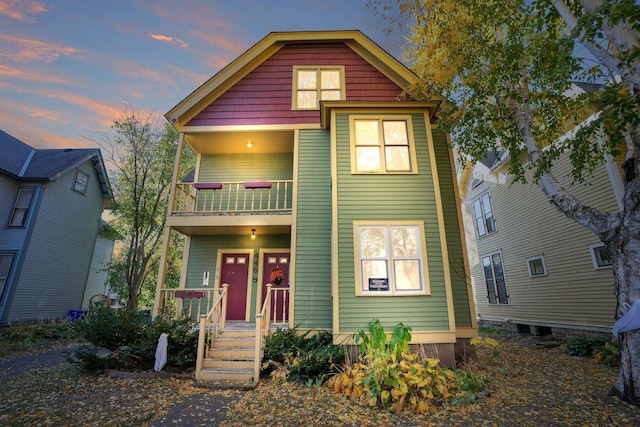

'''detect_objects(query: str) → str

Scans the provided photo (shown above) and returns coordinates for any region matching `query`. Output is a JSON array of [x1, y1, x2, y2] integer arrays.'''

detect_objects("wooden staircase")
[[197, 322, 259, 388]]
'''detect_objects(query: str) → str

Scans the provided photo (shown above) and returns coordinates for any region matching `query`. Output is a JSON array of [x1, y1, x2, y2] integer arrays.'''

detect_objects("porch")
[[157, 284, 290, 386]]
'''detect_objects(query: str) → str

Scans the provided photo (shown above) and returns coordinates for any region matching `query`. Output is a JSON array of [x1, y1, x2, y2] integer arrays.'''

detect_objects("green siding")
[[294, 129, 333, 329], [431, 129, 473, 328], [335, 113, 451, 332], [199, 153, 293, 182], [186, 234, 290, 320]]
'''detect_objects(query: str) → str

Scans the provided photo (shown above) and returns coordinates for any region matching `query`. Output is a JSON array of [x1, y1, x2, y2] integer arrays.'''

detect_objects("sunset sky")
[[0, 0, 404, 150]]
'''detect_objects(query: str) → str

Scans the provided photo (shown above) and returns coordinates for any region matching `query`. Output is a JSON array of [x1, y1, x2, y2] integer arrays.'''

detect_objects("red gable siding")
[[187, 43, 405, 127]]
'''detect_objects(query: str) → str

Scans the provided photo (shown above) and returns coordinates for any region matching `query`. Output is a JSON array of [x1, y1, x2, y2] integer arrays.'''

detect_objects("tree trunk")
[[610, 180, 640, 404]]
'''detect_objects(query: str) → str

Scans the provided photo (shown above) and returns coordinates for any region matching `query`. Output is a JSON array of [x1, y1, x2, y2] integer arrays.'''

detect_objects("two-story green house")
[[153, 30, 476, 383]]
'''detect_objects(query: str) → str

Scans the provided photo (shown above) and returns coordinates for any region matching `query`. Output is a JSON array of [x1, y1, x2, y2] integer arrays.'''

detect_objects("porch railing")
[[157, 287, 219, 320], [172, 180, 293, 215], [254, 285, 290, 380], [195, 284, 229, 380]]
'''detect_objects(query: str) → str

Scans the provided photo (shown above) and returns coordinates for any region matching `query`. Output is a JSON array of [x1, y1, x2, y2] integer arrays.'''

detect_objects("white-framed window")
[[472, 192, 496, 237], [589, 243, 612, 269], [292, 66, 344, 110], [0, 253, 15, 302], [350, 115, 418, 174], [354, 221, 429, 296], [73, 170, 89, 194], [526, 255, 547, 277], [482, 251, 509, 304], [9, 188, 34, 227]]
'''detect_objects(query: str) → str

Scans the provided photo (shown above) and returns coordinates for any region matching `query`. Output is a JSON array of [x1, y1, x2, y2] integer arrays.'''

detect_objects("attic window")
[[73, 170, 89, 194], [293, 66, 344, 110]]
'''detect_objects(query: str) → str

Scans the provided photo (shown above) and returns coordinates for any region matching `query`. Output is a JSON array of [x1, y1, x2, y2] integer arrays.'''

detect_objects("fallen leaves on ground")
[[1, 333, 640, 426], [222, 334, 640, 426]]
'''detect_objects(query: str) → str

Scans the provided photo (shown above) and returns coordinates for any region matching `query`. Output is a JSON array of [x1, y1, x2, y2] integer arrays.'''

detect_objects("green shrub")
[[71, 306, 197, 373], [594, 340, 620, 367], [1, 322, 79, 344], [566, 336, 608, 357], [326, 319, 488, 415], [262, 327, 345, 383]]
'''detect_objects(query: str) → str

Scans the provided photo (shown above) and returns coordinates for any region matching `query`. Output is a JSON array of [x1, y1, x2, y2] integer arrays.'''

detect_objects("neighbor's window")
[[73, 170, 89, 194], [351, 116, 417, 174], [293, 66, 344, 110], [0, 253, 15, 302], [482, 252, 509, 304], [355, 222, 428, 296], [472, 192, 496, 237], [9, 188, 34, 227], [589, 243, 612, 269], [526, 256, 547, 277]]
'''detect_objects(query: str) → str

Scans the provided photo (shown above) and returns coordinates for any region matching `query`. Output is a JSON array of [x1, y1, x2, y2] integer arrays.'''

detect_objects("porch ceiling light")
[[251, 228, 256, 240], [247, 140, 253, 148]]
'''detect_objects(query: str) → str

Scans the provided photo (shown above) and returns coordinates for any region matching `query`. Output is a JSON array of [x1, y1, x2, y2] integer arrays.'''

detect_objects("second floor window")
[[351, 116, 417, 174], [473, 192, 496, 237], [293, 66, 344, 110], [9, 188, 34, 227]]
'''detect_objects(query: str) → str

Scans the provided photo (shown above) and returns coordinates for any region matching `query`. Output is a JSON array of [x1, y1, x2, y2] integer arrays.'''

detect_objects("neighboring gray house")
[[0, 130, 113, 324]]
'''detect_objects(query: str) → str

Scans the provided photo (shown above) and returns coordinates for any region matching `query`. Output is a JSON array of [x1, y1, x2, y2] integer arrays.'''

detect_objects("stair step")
[[198, 367, 254, 383], [203, 358, 254, 370], [207, 347, 254, 359], [212, 337, 255, 348]]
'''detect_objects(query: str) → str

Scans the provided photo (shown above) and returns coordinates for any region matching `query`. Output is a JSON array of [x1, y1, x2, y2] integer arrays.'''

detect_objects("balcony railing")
[[172, 180, 293, 215]]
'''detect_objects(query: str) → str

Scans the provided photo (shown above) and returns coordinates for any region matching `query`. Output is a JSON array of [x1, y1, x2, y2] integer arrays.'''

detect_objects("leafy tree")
[[369, 0, 640, 403], [91, 109, 193, 310]]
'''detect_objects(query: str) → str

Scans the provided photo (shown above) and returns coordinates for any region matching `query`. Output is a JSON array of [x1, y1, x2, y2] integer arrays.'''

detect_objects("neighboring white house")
[[458, 115, 623, 338]]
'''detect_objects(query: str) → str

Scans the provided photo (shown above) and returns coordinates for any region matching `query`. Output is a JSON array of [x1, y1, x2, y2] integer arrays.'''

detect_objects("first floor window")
[[482, 252, 509, 304], [355, 222, 428, 295], [526, 256, 547, 277], [589, 243, 612, 269], [0, 254, 15, 302], [9, 188, 34, 227]]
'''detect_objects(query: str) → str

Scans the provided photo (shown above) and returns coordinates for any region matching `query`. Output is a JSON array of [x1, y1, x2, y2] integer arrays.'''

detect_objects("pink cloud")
[[0, 34, 81, 64], [150, 33, 189, 48], [114, 59, 167, 85], [0, 64, 74, 85], [0, 0, 49, 22]]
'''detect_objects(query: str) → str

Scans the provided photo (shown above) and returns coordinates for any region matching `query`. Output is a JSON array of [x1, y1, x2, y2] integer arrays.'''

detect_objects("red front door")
[[220, 253, 250, 320], [262, 252, 290, 322]]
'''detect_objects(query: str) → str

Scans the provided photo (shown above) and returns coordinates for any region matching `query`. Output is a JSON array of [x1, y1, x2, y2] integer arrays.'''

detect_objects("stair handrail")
[[196, 284, 229, 379], [254, 283, 273, 383]]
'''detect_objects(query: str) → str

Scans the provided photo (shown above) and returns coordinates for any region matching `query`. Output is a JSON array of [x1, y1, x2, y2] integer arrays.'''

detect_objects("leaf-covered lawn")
[[1, 333, 640, 426]]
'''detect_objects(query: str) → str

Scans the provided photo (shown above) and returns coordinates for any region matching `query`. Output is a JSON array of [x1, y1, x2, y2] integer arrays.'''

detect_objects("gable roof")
[[0, 129, 113, 202], [166, 30, 441, 129]]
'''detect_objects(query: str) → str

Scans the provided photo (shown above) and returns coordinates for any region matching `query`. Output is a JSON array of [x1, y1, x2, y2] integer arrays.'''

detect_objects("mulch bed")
[[1, 333, 640, 426]]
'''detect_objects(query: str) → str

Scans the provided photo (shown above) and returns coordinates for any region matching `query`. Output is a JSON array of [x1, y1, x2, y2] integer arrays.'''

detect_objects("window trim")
[[589, 243, 612, 269], [526, 255, 547, 277], [472, 191, 496, 237], [349, 115, 419, 175], [72, 169, 89, 194], [353, 220, 430, 296], [481, 251, 509, 305], [8, 187, 35, 228], [292, 66, 345, 110]]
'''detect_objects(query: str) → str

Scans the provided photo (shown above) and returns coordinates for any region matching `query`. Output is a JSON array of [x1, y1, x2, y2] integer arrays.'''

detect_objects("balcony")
[[171, 180, 293, 216]]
